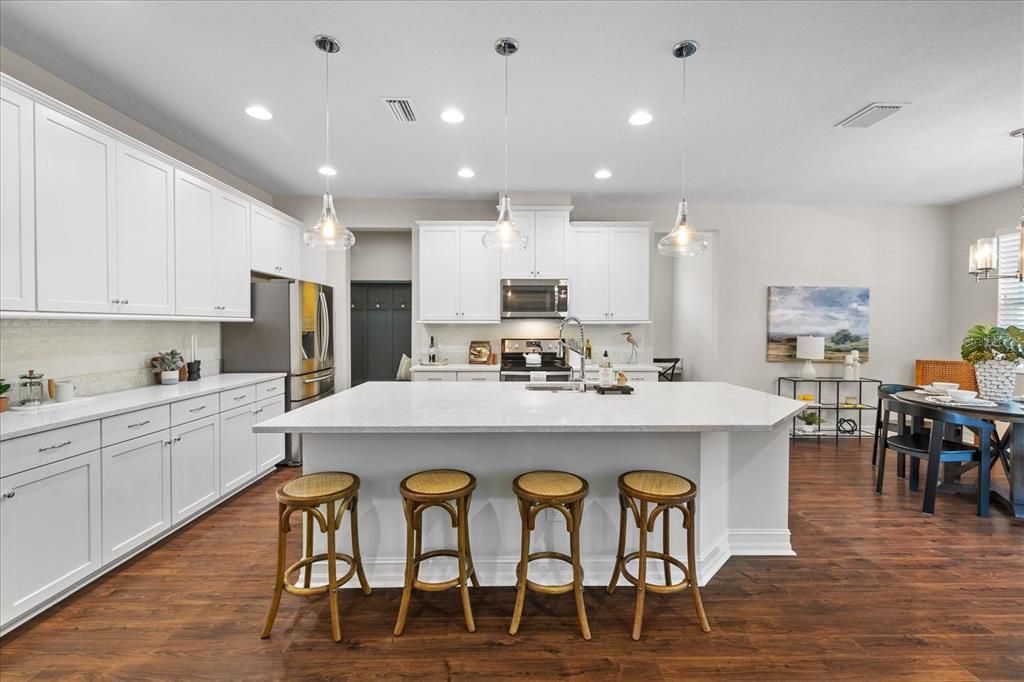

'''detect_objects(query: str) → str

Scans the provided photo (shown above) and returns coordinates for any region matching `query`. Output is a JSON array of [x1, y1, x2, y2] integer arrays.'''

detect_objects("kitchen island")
[[255, 381, 805, 587]]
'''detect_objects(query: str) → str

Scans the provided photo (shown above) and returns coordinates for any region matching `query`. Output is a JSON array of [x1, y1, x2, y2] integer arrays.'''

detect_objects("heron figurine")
[[622, 331, 639, 364]]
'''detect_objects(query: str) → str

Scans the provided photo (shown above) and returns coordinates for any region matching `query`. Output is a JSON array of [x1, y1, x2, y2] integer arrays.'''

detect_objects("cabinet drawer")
[[219, 385, 256, 411], [255, 379, 285, 400], [171, 393, 220, 426], [0, 421, 101, 478], [457, 371, 498, 383], [623, 371, 660, 383], [102, 405, 171, 446], [413, 371, 456, 383]]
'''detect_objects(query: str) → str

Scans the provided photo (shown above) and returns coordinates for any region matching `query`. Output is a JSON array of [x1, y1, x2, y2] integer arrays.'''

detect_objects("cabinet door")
[[101, 431, 171, 563], [0, 86, 35, 311], [115, 143, 175, 315], [0, 450, 101, 626], [300, 240, 327, 284], [608, 228, 650, 321], [174, 170, 216, 315], [458, 226, 500, 321], [219, 404, 256, 495], [255, 396, 286, 473], [568, 227, 610, 320], [500, 211, 535, 278], [212, 191, 251, 318], [35, 104, 116, 313], [251, 205, 297, 277], [170, 415, 220, 524], [418, 226, 460, 321], [533, 212, 567, 278]]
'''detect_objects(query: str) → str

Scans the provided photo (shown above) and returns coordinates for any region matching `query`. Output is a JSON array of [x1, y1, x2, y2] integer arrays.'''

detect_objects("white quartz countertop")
[[255, 381, 806, 434], [410, 364, 500, 373], [584, 363, 662, 373], [0, 373, 286, 441]]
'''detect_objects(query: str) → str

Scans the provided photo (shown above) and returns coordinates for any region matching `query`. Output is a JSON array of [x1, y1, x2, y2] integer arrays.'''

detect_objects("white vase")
[[974, 359, 1017, 402], [160, 370, 180, 386]]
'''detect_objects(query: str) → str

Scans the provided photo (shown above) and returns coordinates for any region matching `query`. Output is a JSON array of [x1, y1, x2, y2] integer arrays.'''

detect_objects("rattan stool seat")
[[279, 472, 356, 504], [514, 470, 587, 502], [621, 470, 694, 500], [402, 469, 474, 497]]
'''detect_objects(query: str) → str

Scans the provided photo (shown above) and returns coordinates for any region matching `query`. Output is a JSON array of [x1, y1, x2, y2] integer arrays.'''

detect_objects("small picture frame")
[[468, 341, 492, 365]]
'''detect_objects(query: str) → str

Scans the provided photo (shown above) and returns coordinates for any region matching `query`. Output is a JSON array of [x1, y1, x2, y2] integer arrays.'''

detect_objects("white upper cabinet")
[[251, 203, 299, 279], [499, 209, 568, 279], [114, 143, 175, 315], [34, 104, 117, 313], [0, 86, 35, 311], [568, 223, 650, 322], [173, 170, 216, 316], [418, 223, 499, 322], [211, 191, 251, 318], [300, 241, 327, 284]]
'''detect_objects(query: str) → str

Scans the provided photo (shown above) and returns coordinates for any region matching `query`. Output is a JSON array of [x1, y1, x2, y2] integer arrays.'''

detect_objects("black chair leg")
[[978, 437, 991, 517], [909, 457, 920, 492], [871, 415, 882, 466], [897, 452, 906, 479], [875, 421, 887, 494], [921, 431, 944, 515]]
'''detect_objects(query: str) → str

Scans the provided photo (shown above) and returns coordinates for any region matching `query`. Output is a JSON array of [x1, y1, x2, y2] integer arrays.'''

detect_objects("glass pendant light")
[[658, 40, 708, 257], [969, 128, 1024, 281], [304, 34, 355, 251], [482, 38, 528, 251]]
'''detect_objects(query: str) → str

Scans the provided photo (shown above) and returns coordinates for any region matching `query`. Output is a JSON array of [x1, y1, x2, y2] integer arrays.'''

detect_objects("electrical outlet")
[[546, 508, 565, 524]]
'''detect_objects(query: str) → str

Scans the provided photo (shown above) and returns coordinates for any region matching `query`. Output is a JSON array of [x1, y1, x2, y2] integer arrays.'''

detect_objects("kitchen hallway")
[[1, 439, 1020, 680]]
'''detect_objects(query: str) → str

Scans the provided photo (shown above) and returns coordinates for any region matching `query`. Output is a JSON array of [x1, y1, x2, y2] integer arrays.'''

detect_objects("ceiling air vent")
[[834, 102, 906, 128], [383, 97, 417, 123]]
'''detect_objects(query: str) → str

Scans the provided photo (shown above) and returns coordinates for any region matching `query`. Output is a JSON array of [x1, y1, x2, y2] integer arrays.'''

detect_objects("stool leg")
[[349, 496, 372, 595], [412, 506, 423, 583], [463, 493, 481, 588], [325, 499, 342, 642], [509, 497, 531, 636], [607, 494, 627, 595], [260, 502, 288, 639], [686, 499, 710, 632], [662, 506, 672, 586], [394, 498, 416, 636], [456, 495, 476, 633], [631, 500, 648, 641], [302, 509, 314, 589], [570, 499, 591, 641]]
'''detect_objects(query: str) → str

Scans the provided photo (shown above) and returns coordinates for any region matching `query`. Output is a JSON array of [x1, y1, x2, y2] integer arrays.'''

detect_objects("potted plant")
[[961, 324, 1024, 402], [152, 350, 185, 386], [796, 411, 822, 433], [0, 379, 9, 413]]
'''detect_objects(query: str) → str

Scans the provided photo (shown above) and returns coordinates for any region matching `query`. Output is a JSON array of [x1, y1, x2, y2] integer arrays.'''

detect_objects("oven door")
[[501, 279, 568, 319], [500, 370, 572, 382]]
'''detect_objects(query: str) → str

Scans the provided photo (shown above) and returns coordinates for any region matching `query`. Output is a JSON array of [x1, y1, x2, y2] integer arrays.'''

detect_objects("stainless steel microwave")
[[501, 279, 568, 319]]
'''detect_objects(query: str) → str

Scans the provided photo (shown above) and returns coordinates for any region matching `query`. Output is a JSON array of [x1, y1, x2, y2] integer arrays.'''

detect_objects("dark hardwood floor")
[[1, 439, 1022, 680]]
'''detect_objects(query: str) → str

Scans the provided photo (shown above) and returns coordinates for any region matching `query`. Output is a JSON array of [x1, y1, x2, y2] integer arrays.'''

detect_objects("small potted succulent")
[[152, 350, 185, 385], [796, 411, 822, 434], [961, 324, 1024, 402], [0, 378, 9, 413]]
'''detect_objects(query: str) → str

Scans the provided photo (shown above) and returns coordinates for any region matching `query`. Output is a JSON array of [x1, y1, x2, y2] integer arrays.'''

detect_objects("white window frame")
[[996, 227, 1024, 327]]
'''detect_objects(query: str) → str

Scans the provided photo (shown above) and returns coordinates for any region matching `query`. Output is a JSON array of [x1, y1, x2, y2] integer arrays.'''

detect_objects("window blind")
[[997, 229, 1024, 327]]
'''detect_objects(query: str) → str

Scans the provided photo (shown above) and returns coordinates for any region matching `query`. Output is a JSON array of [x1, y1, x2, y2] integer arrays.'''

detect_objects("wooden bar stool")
[[394, 469, 479, 635], [509, 470, 591, 640], [261, 471, 371, 642], [607, 470, 710, 640]]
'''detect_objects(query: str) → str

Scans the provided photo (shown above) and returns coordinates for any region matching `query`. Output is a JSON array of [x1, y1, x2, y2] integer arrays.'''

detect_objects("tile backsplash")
[[0, 319, 221, 400]]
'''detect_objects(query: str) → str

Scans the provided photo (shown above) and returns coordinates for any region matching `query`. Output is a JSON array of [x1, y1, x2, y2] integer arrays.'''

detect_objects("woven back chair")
[[914, 359, 977, 392]]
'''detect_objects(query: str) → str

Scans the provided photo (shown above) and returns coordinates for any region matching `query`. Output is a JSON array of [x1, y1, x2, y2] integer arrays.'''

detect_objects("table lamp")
[[796, 336, 825, 380]]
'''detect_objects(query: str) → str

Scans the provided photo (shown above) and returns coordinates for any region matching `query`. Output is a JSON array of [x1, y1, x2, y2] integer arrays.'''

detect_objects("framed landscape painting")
[[766, 286, 869, 362]]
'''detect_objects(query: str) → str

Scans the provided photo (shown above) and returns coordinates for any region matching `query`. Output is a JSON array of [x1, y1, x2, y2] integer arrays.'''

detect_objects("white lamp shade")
[[795, 336, 825, 361]]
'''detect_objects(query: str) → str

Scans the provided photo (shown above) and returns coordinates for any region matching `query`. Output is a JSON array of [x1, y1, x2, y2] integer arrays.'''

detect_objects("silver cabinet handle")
[[173, 436, 182, 443], [233, 395, 246, 401], [266, 386, 276, 392], [128, 420, 151, 429], [111, 298, 120, 304], [38, 440, 72, 452], [163, 440, 173, 446], [253, 408, 264, 415], [471, 377, 487, 382], [375, 303, 380, 308], [2, 491, 14, 499], [189, 405, 207, 413], [427, 377, 443, 382], [400, 303, 406, 308], [123, 299, 129, 304]]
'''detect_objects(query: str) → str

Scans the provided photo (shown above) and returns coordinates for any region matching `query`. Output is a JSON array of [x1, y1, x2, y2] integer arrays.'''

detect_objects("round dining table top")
[[894, 390, 1024, 423]]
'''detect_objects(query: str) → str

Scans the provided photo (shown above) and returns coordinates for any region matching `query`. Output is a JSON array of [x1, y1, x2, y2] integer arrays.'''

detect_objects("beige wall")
[[350, 231, 413, 282]]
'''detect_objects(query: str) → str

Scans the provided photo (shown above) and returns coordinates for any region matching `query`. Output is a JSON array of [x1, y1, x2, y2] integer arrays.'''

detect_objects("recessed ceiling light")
[[628, 111, 653, 126], [594, 169, 612, 179], [441, 108, 465, 123], [318, 166, 337, 176], [245, 105, 273, 120], [457, 167, 475, 178]]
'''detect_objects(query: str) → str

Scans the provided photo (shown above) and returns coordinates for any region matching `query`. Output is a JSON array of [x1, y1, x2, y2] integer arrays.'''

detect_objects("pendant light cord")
[[680, 53, 687, 202], [1019, 132, 1023, 225], [324, 48, 331, 194], [503, 53, 510, 198]]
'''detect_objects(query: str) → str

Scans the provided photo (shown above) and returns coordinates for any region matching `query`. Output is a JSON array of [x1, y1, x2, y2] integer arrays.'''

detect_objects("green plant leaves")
[[961, 324, 1024, 363]]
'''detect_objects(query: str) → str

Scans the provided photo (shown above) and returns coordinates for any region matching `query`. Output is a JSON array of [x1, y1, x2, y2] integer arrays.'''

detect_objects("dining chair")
[[876, 398, 994, 516], [871, 384, 921, 472], [653, 357, 681, 382]]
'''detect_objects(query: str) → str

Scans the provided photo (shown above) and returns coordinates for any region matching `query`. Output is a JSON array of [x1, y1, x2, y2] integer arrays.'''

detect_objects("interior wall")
[[350, 231, 412, 282], [948, 187, 1018, 353]]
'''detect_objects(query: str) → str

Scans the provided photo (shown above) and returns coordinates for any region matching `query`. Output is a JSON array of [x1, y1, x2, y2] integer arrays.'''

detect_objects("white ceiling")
[[1, 1, 1021, 206]]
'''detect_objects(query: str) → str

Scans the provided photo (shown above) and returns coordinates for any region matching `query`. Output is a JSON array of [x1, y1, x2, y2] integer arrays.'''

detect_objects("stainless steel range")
[[499, 338, 572, 382]]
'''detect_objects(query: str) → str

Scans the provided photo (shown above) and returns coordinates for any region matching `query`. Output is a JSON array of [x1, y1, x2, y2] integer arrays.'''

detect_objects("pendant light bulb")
[[483, 38, 528, 252]]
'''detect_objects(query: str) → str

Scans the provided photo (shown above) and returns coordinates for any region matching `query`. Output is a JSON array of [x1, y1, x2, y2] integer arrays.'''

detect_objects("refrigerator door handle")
[[319, 291, 330, 364], [303, 369, 336, 384]]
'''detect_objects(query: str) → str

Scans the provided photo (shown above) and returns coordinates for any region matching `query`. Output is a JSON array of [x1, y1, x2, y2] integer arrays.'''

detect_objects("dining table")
[[894, 390, 1024, 519]]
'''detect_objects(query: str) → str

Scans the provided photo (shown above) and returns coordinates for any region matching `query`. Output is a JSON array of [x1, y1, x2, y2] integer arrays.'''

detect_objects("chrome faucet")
[[557, 315, 586, 391]]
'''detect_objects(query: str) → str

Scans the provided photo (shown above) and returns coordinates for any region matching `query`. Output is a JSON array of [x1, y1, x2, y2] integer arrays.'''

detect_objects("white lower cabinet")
[[254, 396, 286, 473], [0, 450, 102, 626], [101, 431, 171, 563], [170, 414, 220, 525], [220, 404, 256, 495]]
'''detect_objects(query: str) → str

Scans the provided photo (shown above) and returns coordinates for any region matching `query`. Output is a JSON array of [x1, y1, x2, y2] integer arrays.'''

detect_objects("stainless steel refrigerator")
[[221, 279, 334, 465]]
